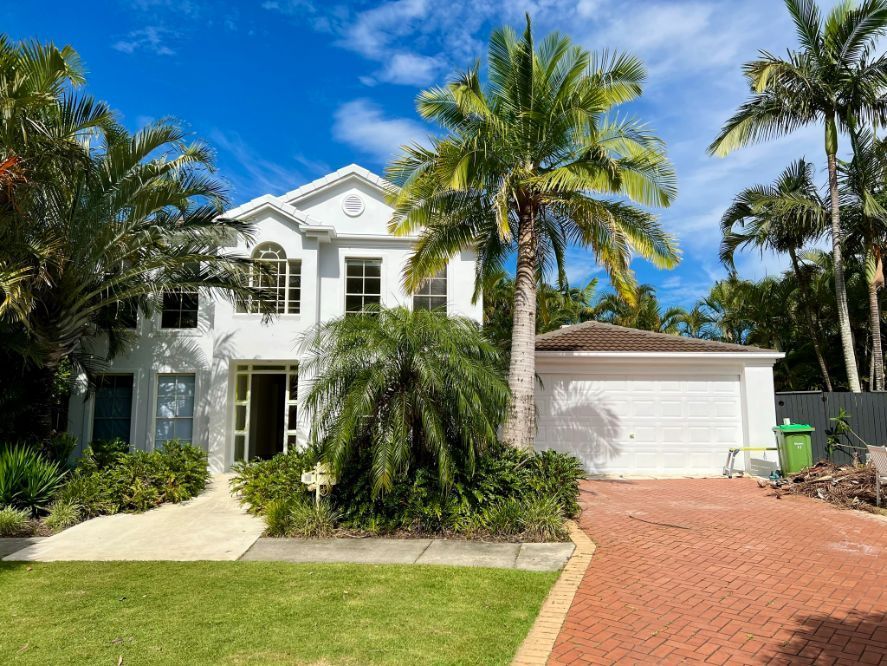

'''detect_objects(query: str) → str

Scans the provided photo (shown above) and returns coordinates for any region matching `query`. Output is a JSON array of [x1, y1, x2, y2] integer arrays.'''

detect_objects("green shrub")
[[39, 433, 79, 468], [83, 438, 130, 469], [43, 498, 82, 532], [59, 440, 209, 516], [0, 445, 65, 515], [520, 495, 569, 542], [264, 499, 295, 537], [0, 505, 31, 536], [263, 497, 338, 538], [55, 471, 116, 518], [230, 448, 317, 514]]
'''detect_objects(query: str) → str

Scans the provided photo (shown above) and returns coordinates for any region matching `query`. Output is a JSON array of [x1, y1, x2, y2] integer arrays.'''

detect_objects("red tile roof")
[[535, 320, 774, 353]]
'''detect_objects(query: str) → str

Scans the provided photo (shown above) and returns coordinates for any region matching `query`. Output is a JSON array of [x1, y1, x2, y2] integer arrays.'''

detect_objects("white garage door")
[[535, 372, 742, 475]]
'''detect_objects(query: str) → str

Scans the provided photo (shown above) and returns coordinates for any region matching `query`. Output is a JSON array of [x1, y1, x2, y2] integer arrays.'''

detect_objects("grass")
[[0, 561, 556, 665]]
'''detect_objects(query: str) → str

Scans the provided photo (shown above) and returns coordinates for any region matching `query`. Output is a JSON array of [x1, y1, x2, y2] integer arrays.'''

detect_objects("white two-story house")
[[67, 164, 482, 472]]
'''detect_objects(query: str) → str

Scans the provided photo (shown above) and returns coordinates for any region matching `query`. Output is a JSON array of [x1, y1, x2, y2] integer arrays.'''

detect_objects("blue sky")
[[3, 0, 835, 306]]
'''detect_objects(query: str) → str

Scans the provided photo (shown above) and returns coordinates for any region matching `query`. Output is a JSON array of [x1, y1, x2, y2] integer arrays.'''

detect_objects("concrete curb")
[[511, 519, 595, 666]]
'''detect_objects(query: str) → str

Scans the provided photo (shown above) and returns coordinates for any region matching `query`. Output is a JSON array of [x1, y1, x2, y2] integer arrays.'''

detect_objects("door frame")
[[231, 363, 299, 463]]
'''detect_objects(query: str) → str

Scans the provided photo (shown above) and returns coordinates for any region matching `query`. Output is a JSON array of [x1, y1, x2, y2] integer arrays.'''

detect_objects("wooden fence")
[[774, 392, 887, 464]]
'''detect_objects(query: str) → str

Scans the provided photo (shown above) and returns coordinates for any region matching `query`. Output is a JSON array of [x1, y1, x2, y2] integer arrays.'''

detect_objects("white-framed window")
[[155, 374, 195, 446], [92, 374, 134, 443], [345, 258, 382, 314], [237, 243, 301, 314], [413, 268, 447, 311]]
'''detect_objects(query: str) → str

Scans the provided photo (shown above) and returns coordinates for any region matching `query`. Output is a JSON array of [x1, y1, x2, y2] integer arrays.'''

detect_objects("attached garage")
[[534, 321, 784, 477]]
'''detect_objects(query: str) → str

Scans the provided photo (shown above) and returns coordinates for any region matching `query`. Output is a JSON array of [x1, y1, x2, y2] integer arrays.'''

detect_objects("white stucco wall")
[[67, 166, 483, 471]]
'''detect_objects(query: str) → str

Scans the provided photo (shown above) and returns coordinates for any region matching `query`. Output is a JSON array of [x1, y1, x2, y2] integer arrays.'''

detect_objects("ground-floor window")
[[155, 374, 195, 446], [92, 374, 134, 443]]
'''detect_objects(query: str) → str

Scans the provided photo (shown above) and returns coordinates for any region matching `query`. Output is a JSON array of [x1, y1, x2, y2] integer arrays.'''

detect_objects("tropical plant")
[[230, 448, 317, 514], [720, 159, 832, 389], [0, 505, 30, 537], [387, 16, 678, 449], [594, 284, 686, 333], [482, 270, 597, 352], [839, 130, 887, 390], [0, 445, 65, 515], [709, 0, 887, 393], [676, 305, 715, 339], [0, 37, 111, 322], [43, 498, 81, 532], [301, 307, 509, 493], [1, 119, 265, 437]]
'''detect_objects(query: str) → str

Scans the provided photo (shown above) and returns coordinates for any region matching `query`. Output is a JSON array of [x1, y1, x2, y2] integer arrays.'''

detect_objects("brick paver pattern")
[[550, 478, 887, 665]]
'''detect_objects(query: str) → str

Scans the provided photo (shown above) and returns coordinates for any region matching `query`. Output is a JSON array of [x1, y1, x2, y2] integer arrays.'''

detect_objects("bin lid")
[[773, 423, 815, 432]]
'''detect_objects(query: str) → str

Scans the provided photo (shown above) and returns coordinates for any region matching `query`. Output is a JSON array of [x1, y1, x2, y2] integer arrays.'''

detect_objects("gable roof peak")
[[281, 163, 396, 203]]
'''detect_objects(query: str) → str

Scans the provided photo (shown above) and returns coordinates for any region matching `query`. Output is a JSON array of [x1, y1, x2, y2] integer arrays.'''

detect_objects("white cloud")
[[373, 53, 443, 86], [331, 99, 429, 163], [341, 0, 430, 59], [112, 26, 176, 56]]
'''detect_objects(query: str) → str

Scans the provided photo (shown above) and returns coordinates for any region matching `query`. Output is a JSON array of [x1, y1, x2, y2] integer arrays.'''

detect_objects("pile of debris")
[[772, 461, 881, 512]]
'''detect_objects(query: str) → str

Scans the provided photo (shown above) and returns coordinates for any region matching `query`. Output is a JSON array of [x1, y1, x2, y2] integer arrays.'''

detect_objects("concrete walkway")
[[4, 475, 264, 562], [241, 537, 574, 571]]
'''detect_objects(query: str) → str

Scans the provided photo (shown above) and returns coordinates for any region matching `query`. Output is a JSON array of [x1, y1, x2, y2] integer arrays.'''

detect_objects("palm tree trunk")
[[33, 362, 58, 440], [826, 149, 862, 392], [501, 201, 537, 450], [867, 272, 884, 391], [788, 250, 833, 392]]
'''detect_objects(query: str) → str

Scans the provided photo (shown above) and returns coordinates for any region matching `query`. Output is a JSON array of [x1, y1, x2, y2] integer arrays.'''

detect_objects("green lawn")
[[0, 561, 555, 665]]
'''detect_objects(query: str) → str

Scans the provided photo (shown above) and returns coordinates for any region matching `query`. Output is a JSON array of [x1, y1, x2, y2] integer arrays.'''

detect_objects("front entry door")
[[232, 364, 299, 462]]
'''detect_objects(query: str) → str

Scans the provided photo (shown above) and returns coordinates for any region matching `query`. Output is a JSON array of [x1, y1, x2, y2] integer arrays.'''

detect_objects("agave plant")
[[0, 445, 65, 515]]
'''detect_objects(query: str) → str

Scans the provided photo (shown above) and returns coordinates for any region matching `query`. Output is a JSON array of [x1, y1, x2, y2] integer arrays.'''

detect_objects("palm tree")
[[676, 305, 714, 339], [720, 159, 832, 390], [595, 284, 685, 334], [300, 308, 509, 493], [709, 0, 887, 393], [3, 120, 262, 436], [0, 37, 111, 319], [388, 17, 678, 448], [702, 277, 755, 344], [839, 130, 887, 390]]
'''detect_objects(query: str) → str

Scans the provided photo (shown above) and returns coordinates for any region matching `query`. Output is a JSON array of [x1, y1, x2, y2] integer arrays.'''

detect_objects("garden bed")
[[1, 439, 210, 538]]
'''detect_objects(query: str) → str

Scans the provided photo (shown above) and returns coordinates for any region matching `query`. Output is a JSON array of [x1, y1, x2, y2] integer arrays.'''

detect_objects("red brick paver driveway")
[[550, 478, 887, 665]]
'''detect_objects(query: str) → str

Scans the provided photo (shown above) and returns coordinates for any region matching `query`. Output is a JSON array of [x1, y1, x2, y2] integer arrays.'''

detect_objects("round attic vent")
[[342, 193, 365, 217]]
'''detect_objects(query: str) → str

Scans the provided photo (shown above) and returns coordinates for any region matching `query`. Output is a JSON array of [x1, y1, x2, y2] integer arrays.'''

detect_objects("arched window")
[[237, 243, 301, 314]]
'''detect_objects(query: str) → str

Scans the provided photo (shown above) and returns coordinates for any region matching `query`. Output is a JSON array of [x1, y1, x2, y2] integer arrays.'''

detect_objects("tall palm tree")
[[300, 308, 509, 493], [720, 159, 832, 390], [709, 0, 887, 393], [3, 120, 262, 436], [702, 277, 755, 344], [388, 17, 678, 448], [839, 129, 887, 390]]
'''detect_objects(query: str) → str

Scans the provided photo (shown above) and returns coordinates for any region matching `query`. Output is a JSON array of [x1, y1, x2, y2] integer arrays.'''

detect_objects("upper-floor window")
[[162, 264, 199, 329], [413, 268, 447, 312], [237, 243, 301, 315], [345, 258, 381, 314], [162, 289, 198, 328]]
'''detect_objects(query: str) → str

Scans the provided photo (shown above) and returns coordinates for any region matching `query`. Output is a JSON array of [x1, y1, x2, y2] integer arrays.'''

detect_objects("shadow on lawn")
[[758, 609, 887, 663]]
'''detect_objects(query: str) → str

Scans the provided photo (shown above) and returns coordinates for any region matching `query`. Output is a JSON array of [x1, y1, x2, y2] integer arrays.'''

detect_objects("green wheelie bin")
[[772, 423, 814, 475]]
